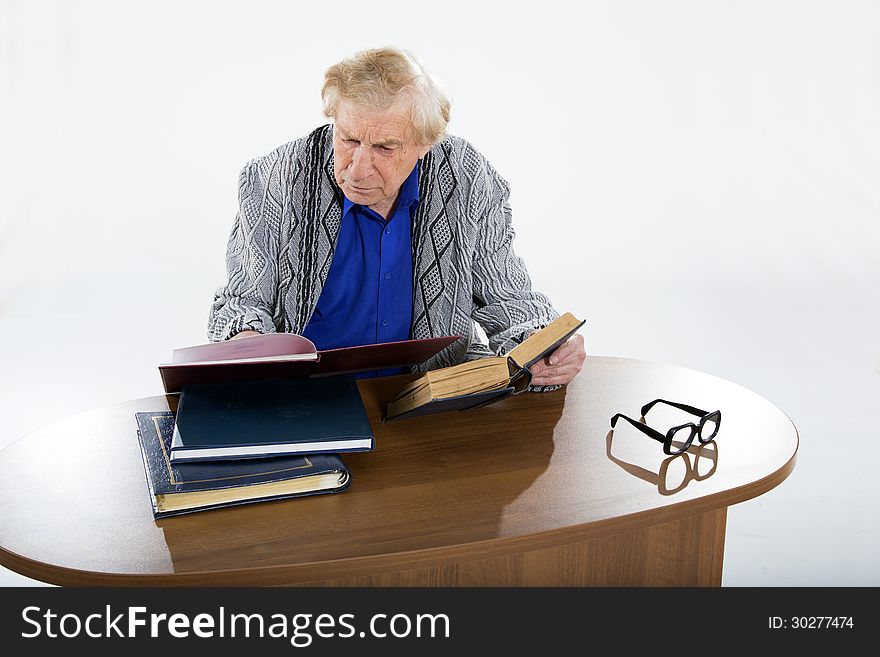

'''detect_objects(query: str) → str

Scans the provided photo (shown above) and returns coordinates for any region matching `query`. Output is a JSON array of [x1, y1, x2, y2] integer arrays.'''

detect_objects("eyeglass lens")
[[699, 412, 721, 443], [669, 425, 696, 454]]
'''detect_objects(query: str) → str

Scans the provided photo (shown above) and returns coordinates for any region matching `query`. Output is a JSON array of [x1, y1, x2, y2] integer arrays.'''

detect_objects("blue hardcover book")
[[134, 411, 351, 518], [169, 375, 374, 463]]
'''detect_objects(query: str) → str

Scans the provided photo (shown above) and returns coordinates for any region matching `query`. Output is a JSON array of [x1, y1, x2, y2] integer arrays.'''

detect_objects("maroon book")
[[159, 334, 461, 393]]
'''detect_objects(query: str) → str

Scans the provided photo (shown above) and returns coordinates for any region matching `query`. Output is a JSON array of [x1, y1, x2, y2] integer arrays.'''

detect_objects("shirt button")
[[383, 272, 391, 280], [381, 319, 389, 327], [385, 227, 391, 235]]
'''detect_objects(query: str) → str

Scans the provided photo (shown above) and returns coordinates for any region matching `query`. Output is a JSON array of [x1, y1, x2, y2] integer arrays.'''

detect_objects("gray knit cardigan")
[[207, 124, 560, 373]]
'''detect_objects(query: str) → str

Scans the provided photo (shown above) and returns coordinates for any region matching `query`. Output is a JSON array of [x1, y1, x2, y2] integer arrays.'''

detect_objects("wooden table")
[[0, 356, 798, 586]]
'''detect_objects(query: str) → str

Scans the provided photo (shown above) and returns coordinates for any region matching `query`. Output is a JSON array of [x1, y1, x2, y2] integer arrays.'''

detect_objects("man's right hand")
[[230, 330, 261, 340]]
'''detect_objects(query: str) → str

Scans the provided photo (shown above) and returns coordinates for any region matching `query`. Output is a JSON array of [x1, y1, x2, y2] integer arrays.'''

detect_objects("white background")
[[1, 0, 878, 586]]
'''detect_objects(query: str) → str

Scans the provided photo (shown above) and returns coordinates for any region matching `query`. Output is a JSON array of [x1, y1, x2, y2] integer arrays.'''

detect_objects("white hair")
[[322, 47, 451, 146]]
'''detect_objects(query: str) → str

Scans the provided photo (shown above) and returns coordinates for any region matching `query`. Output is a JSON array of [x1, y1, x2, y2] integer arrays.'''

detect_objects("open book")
[[385, 312, 585, 420], [159, 333, 459, 393]]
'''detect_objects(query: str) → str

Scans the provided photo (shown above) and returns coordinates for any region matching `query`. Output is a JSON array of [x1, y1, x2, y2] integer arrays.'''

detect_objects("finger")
[[529, 358, 558, 377], [529, 335, 586, 385], [533, 344, 587, 384], [530, 361, 582, 386], [547, 334, 585, 365], [546, 341, 572, 366], [530, 344, 586, 375], [545, 348, 585, 370], [556, 336, 586, 366], [547, 351, 581, 368]]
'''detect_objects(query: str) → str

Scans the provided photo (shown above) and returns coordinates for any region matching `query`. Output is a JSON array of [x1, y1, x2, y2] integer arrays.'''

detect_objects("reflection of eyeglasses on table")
[[610, 399, 721, 456], [605, 430, 719, 495]]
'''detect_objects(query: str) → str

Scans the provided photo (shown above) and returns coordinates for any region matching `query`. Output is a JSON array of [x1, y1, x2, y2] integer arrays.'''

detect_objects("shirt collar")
[[343, 161, 420, 218]]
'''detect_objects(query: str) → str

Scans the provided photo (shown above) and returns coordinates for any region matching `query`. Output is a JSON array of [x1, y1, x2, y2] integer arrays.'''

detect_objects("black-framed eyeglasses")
[[610, 399, 721, 455]]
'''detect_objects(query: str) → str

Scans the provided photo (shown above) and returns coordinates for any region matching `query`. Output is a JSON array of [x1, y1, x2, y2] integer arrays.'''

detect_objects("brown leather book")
[[385, 313, 585, 421]]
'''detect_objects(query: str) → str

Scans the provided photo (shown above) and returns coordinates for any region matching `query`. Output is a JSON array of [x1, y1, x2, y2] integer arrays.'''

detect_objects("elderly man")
[[208, 47, 585, 387]]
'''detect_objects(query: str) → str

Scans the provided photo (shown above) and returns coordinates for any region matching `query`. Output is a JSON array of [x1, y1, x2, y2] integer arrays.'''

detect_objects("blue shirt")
[[302, 163, 418, 377]]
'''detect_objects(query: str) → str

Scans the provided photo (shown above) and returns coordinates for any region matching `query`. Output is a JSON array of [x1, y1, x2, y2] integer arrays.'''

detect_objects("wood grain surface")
[[0, 356, 797, 585]]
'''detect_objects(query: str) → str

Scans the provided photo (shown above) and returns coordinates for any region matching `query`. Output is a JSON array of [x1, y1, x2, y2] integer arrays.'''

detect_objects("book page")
[[164, 352, 319, 367], [391, 356, 507, 401], [385, 359, 511, 418], [427, 358, 510, 398], [170, 333, 318, 364]]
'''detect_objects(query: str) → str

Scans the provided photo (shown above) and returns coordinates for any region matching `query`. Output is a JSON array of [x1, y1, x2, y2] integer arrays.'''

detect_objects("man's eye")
[[344, 138, 359, 145], [377, 145, 393, 153]]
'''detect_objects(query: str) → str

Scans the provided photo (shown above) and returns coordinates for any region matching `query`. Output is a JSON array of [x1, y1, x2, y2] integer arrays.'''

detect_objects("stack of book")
[[135, 313, 585, 519], [135, 334, 457, 518]]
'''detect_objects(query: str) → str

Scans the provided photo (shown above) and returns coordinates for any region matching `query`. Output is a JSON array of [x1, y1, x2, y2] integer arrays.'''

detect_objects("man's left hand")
[[528, 333, 586, 386]]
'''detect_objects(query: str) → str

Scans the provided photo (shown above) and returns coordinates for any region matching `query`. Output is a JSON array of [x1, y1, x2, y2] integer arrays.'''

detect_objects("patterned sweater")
[[207, 124, 560, 373]]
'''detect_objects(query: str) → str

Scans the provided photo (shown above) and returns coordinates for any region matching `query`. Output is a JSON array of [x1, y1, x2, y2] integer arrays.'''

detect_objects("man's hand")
[[230, 330, 261, 340], [528, 333, 586, 386]]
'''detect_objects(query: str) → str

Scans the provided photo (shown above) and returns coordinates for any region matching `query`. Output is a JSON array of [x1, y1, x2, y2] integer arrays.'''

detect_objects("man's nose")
[[349, 146, 374, 180]]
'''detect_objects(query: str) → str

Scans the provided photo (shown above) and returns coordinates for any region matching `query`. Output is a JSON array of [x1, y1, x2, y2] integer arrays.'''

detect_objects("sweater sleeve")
[[469, 151, 560, 357], [207, 154, 284, 341]]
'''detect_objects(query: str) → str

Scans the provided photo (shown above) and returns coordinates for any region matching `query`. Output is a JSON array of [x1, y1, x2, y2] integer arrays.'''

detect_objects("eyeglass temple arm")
[[641, 399, 709, 418], [610, 414, 668, 444]]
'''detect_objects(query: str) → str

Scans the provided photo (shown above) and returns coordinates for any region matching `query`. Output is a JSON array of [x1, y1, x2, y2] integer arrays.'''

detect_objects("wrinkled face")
[[333, 98, 430, 217]]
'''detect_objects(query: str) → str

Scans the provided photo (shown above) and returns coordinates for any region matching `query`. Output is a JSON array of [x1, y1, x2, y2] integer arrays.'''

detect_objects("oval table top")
[[0, 356, 798, 585]]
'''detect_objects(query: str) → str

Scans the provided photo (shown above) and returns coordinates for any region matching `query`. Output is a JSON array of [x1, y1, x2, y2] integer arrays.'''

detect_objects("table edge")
[[0, 447, 796, 586]]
